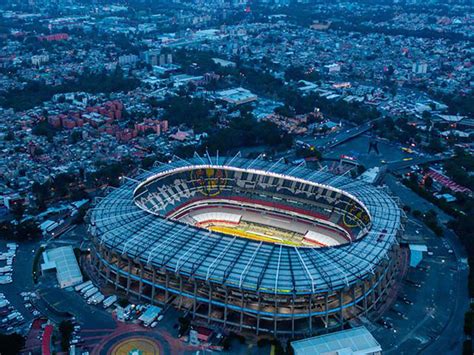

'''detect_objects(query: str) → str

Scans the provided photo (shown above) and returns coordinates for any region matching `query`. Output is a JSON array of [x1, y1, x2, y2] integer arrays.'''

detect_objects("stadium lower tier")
[[176, 204, 349, 247], [90, 240, 401, 336]]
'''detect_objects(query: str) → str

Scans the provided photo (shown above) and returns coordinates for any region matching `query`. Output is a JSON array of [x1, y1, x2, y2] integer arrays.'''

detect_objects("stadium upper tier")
[[90, 156, 401, 295]]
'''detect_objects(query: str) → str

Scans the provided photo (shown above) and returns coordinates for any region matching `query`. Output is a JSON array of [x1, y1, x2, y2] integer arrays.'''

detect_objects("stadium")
[[88, 155, 403, 336]]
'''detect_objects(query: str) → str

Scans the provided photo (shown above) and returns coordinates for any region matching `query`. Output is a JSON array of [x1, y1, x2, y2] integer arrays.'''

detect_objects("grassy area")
[[207, 224, 302, 246]]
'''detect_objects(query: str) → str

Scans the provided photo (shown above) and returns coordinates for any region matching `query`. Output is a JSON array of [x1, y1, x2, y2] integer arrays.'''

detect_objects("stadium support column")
[[240, 293, 244, 332], [104, 250, 110, 281], [324, 292, 329, 333], [256, 294, 261, 335], [165, 273, 170, 303], [377, 272, 383, 305], [368, 277, 375, 308], [97, 252, 103, 271], [224, 288, 229, 327], [339, 291, 344, 329], [374, 271, 380, 307], [90, 247, 97, 270], [178, 276, 184, 308], [291, 294, 295, 337], [207, 285, 212, 324], [192, 281, 197, 319], [308, 295, 313, 335], [274, 297, 278, 335], [126, 259, 132, 295], [370, 271, 379, 309], [362, 282, 368, 314], [89, 247, 96, 271], [151, 268, 156, 305], [114, 258, 120, 291], [138, 263, 144, 301], [115, 259, 120, 291], [352, 286, 356, 313]]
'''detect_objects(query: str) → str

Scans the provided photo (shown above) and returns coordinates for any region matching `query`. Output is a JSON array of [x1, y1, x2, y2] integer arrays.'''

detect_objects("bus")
[[75, 281, 92, 292], [80, 284, 95, 295], [103, 295, 117, 309], [86, 291, 100, 303], [88, 293, 105, 305], [0, 266, 13, 273], [83, 287, 98, 299]]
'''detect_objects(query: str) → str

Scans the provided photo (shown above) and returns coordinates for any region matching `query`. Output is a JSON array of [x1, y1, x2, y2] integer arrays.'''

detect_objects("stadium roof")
[[91, 155, 401, 296], [291, 326, 382, 354]]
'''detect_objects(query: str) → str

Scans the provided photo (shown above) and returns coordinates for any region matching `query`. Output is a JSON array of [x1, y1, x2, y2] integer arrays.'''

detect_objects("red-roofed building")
[[426, 168, 472, 195], [116, 128, 137, 142], [38, 33, 69, 42], [135, 118, 168, 135], [195, 326, 213, 342]]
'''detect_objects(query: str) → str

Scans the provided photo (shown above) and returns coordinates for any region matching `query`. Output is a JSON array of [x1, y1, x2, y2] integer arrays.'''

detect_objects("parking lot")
[[0, 240, 39, 335]]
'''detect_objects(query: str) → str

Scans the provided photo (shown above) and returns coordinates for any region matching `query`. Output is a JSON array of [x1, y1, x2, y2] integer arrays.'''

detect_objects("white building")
[[291, 326, 382, 355], [212, 58, 236, 68], [215, 87, 258, 106], [31, 54, 49, 66], [118, 54, 138, 66], [324, 63, 341, 73], [412, 62, 428, 74], [41, 246, 83, 288]]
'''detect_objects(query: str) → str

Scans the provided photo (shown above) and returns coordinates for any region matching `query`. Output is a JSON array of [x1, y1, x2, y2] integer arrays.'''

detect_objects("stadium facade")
[[88, 155, 403, 336]]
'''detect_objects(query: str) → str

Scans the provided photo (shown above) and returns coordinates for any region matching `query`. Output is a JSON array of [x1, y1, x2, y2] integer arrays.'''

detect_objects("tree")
[[52, 173, 76, 198], [274, 105, 295, 117], [10, 203, 25, 221], [0, 333, 25, 355], [285, 66, 306, 82], [0, 220, 41, 241], [32, 181, 51, 206], [15, 220, 41, 241], [0, 222, 15, 239], [464, 310, 474, 335], [423, 210, 443, 237], [70, 130, 82, 144], [59, 320, 74, 351], [32, 121, 57, 139], [160, 96, 215, 133], [427, 137, 443, 154], [424, 175, 433, 190], [117, 298, 129, 307], [4, 130, 14, 141]]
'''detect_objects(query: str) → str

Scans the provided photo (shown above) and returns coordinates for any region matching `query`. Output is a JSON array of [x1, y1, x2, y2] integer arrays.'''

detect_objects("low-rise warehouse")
[[41, 246, 83, 288]]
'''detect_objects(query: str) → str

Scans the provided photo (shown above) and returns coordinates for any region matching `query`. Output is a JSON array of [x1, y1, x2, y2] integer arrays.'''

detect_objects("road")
[[371, 175, 469, 354], [323, 121, 374, 150], [298, 121, 374, 152], [386, 156, 451, 172]]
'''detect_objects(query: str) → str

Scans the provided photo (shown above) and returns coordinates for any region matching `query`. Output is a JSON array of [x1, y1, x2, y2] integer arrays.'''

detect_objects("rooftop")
[[291, 326, 382, 354], [41, 246, 83, 288]]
